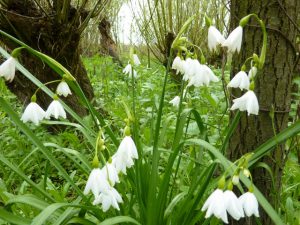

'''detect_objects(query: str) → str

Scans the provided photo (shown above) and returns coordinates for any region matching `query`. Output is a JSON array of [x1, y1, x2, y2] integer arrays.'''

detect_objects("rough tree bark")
[[98, 17, 122, 66], [0, 0, 94, 116], [228, 0, 299, 224]]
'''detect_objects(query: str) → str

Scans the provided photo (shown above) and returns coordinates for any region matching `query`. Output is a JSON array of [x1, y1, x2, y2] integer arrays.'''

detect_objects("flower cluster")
[[206, 20, 261, 116], [202, 188, 259, 223], [172, 56, 219, 88], [21, 81, 71, 125], [84, 133, 138, 212], [227, 66, 259, 116]]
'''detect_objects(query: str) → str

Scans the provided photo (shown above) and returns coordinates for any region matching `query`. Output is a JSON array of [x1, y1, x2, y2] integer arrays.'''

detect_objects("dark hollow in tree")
[[0, 0, 107, 116], [228, 0, 299, 224]]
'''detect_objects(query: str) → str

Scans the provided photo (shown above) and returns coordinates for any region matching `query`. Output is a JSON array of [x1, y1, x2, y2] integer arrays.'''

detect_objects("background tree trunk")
[[98, 17, 122, 66], [0, 0, 94, 116], [228, 0, 299, 224]]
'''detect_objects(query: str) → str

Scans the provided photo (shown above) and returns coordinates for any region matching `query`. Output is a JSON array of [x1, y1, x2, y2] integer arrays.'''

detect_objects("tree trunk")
[[0, 0, 94, 116], [228, 0, 299, 224], [98, 18, 122, 66]]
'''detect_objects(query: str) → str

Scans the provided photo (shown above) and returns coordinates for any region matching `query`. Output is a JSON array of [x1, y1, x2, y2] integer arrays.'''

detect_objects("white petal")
[[222, 26, 243, 53], [208, 26, 225, 51]]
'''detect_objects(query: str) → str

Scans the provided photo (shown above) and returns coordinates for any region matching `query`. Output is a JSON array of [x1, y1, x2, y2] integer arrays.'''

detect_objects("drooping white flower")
[[133, 54, 141, 66], [208, 26, 225, 52], [239, 192, 259, 217], [248, 66, 258, 80], [123, 63, 137, 78], [169, 96, 180, 107], [201, 189, 228, 223], [222, 26, 243, 53], [112, 136, 138, 175], [224, 190, 244, 220], [21, 102, 45, 125], [93, 186, 123, 211], [230, 90, 259, 115], [102, 162, 120, 186], [84, 168, 111, 198], [227, 71, 250, 90], [187, 64, 219, 87], [56, 81, 72, 97], [0, 57, 17, 82], [172, 56, 186, 74], [45, 100, 66, 119], [183, 58, 198, 81]]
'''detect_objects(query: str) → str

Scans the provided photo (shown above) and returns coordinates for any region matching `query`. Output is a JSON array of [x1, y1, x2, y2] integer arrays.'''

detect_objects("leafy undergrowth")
[[0, 55, 298, 224]]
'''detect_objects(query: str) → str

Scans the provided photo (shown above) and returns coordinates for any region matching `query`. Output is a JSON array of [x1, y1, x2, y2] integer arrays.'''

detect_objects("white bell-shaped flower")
[[183, 58, 198, 81], [21, 102, 45, 125], [172, 56, 186, 75], [224, 190, 244, 220], [45, 100, 66, 119], [208, 26, 225, 52], [169, 96, 180, 108], [93, 186, 123, 211], [0, 57, 17, 82], [227, 71, 250, 90], [230, 90, 259, 115], [248, 66, 258, 80], [201, 189, 228, 224], [112, 136, 138, 175], [56, 81, 72, 97], [133, 54, 141, 66], [123, 63, 137, 78], [222, 26, 243, 53], [239, 192, 259, 217], [84, 168, 111, 198], [187, 64, 219, 87], [102, 162, 120, 186]]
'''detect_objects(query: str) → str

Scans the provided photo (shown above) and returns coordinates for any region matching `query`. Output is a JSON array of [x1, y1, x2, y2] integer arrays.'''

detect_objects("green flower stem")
[[33, 79, 61, 96], [241, 14, 267, 69], [146, 49, 174, 225]]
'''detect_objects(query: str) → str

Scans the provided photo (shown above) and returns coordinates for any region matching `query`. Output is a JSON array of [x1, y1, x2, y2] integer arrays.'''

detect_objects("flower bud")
[[232, 174, 240, 185], [218, 176, 226, 189], [92, 155, 99, 168], [31, 94, 37, 102], [239, 15, 252, 27], [124, 125, 131, 136], [243, 168, 251, 177]]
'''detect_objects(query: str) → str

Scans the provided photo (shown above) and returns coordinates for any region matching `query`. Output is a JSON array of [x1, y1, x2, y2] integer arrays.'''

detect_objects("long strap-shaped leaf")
[[0, 208, 31, 225], [0, 97, 88, 202], [250, 119, 300, 166], [0, 153, 55, 202]]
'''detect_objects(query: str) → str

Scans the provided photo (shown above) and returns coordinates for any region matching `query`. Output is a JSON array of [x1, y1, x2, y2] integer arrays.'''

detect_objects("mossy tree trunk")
[[228, 0, 299, 224], [0, 0, 95, 116]]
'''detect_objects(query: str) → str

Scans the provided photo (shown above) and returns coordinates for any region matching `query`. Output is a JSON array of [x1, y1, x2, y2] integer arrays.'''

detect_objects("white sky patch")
[[116, 1, 144, 44]]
